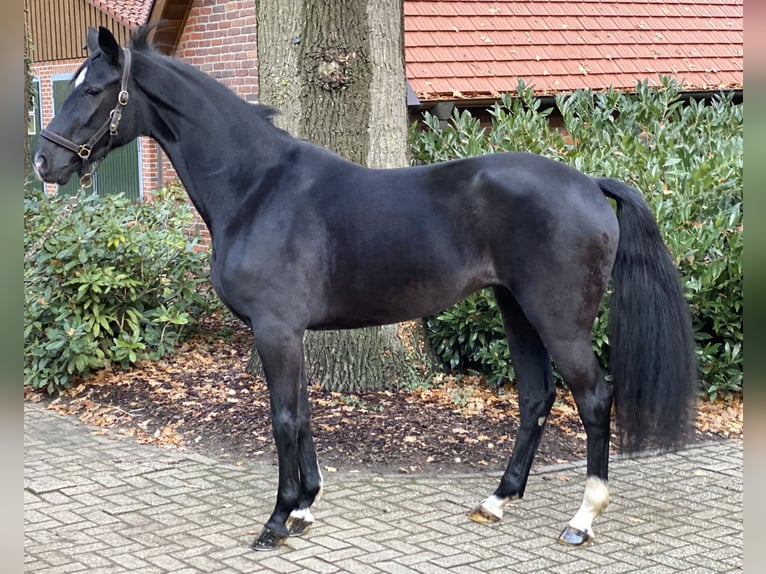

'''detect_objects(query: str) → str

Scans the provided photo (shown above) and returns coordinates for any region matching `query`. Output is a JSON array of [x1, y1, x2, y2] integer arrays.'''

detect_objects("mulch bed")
[[25, 318, 743, 475]]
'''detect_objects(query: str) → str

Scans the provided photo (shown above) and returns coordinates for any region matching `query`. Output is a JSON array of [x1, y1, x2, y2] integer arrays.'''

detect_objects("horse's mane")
[[130, 23, 162, 53], [256, 106, 281, 124], [128, 23, 280, 125]]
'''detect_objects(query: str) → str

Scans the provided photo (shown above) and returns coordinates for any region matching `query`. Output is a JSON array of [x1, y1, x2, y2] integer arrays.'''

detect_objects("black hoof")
[[557, 525, 593, 547], [286, 516, 313, 537], [251, 527, 287, 552]]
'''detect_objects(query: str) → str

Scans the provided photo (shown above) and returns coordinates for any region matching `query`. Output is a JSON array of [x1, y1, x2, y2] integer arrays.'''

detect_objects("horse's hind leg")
[[469, 287, 556, 523], [546, 336, 613, 546], [504, 270, 613, 545], [286, 363, 323, 537]]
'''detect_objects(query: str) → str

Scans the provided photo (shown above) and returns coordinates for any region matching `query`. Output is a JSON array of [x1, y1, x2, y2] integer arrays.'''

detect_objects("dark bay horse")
[[34, 26, 697, 551]]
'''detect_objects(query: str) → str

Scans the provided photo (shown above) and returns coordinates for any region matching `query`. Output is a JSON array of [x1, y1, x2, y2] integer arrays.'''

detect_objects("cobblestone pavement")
[[24, 402, 742, 573]]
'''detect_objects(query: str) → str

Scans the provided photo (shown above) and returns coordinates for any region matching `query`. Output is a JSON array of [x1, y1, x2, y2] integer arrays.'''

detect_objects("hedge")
[[24, 185, 218, 392]]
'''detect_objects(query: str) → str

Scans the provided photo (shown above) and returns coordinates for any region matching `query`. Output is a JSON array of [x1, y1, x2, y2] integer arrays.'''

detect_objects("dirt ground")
[[25, 318, 743, 475]]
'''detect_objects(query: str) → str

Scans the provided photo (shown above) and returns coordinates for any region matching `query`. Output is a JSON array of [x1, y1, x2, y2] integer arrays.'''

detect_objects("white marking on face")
[[74, 65, 88, 88], [568, 476, 610, 538]]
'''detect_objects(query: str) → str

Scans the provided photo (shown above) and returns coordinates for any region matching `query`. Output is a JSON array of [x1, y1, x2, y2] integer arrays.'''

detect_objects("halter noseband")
[[40, 48, 132, 189]]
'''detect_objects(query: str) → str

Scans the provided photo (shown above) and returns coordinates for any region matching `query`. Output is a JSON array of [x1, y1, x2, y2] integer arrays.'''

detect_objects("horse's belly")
[[310, 270, 493, 330]]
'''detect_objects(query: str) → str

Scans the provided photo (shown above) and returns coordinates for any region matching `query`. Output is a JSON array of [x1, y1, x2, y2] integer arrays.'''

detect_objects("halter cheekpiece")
[[40, 48, 132, 189]]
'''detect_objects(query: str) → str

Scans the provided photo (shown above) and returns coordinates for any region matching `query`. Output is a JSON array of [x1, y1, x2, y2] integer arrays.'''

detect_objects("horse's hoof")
[[251, 527, 287, 551], [557, 525, 593, 547], [468, 504, 501, 524], [286, 515, 313, 537]]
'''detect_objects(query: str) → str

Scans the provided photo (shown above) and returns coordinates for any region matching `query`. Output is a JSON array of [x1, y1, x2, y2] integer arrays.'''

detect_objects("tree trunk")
[[254, 0, 430, 392]]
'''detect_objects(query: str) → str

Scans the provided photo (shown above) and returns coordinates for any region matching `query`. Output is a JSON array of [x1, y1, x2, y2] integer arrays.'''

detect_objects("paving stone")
[[24, 402, 742, 573], [331, 559, 383, 574]]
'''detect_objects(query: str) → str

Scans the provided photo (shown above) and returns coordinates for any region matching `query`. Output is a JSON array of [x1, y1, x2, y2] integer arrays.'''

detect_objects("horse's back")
[[393, 152, 620, 272]]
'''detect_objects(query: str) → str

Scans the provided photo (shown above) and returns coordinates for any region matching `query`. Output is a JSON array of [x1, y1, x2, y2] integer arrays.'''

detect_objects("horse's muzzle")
[[32, 149, 76, 185]]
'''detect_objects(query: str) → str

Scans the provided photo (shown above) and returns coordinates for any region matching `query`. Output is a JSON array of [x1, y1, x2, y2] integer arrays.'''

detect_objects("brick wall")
[[175, 0, 259, 103], [140, 138, 162, 194]]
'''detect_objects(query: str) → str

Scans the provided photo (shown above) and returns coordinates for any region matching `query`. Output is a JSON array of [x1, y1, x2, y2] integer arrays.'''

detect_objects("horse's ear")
[[97, 26, 121, 65], [86, 26, 99, 54]]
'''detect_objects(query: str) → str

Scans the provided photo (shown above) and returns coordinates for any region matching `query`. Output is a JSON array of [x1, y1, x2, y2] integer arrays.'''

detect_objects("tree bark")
[[255, 0, 302, 135], [255, 0, 429, 392]]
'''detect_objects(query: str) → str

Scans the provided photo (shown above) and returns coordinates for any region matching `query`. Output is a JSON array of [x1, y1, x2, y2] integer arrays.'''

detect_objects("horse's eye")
[[84, 86, 102, 97]]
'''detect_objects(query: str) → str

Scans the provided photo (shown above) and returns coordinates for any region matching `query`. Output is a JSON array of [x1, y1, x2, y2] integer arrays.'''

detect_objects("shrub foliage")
[[24, 185, 217, 392], [411, 77, 743, 400]]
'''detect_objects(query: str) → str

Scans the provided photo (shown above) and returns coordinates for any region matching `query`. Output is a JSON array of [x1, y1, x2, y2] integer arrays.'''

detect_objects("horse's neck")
[[138, 54, 287, 237]]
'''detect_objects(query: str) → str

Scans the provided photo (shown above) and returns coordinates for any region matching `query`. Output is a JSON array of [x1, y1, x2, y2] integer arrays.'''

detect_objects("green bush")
[[411, 77, 743, 400], [426, 289, 509, 387], [24, 185, 217, 392]]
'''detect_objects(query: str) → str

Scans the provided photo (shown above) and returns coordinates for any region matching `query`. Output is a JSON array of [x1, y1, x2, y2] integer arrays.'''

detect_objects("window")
[[28, 78, 39, 135], [27, 107, 36, 135]]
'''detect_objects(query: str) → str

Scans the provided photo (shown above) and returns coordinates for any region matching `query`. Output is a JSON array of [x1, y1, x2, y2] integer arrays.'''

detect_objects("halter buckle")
[[118, 90, 129, 106], [77, 145, 92, 159], [109, 109, 122, 135], [79, 172, 93, 189]]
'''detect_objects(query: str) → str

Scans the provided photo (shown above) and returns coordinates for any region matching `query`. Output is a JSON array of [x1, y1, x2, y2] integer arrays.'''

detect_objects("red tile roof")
[[86, 0, 152, 29], [86, 0, 743, 102], [404, 0, 743, 101]]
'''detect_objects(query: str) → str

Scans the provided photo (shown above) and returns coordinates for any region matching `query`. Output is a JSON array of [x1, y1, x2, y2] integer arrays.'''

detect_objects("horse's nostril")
[[33, 152, 47, 179]]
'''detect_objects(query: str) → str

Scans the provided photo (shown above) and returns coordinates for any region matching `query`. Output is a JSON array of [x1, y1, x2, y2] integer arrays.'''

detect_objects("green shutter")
[[94, 139, 141, 200], [51, 78, 141, 200]]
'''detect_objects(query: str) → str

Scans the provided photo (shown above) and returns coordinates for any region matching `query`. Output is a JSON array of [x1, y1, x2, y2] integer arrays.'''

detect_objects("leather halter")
[[40, 48, 132, 188]]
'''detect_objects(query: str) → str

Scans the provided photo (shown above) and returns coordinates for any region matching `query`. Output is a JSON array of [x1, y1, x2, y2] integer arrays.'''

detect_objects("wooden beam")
[[147, 0, 193, 55]]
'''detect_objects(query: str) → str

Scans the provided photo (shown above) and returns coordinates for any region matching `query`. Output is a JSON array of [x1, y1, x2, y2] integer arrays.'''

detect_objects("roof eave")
[[413, 84, 744, 107]]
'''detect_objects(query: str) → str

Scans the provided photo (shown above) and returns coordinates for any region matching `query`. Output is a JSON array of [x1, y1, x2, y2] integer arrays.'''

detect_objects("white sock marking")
[[289, 507, 315, 524], [568, 476, 609, 537], [479, 494, 511, 520]]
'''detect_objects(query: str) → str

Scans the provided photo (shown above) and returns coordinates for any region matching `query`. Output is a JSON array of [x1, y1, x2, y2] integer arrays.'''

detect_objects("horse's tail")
[[597, 177, 698, 455]]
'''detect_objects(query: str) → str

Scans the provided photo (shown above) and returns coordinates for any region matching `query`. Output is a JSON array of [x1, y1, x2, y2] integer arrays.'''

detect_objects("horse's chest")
[[209, 246, 256, 321]]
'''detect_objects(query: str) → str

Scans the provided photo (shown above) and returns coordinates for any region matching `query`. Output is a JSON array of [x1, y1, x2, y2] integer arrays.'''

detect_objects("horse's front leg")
[[285, 363, 323, 537], [249, 319, 305, 551]]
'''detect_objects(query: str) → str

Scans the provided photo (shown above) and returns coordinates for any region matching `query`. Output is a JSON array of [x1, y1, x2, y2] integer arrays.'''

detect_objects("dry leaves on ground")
[[24, 322, 742, 473]]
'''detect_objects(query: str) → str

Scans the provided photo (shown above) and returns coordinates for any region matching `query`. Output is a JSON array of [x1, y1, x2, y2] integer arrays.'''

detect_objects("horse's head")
[[34, 26, 135, 186]]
